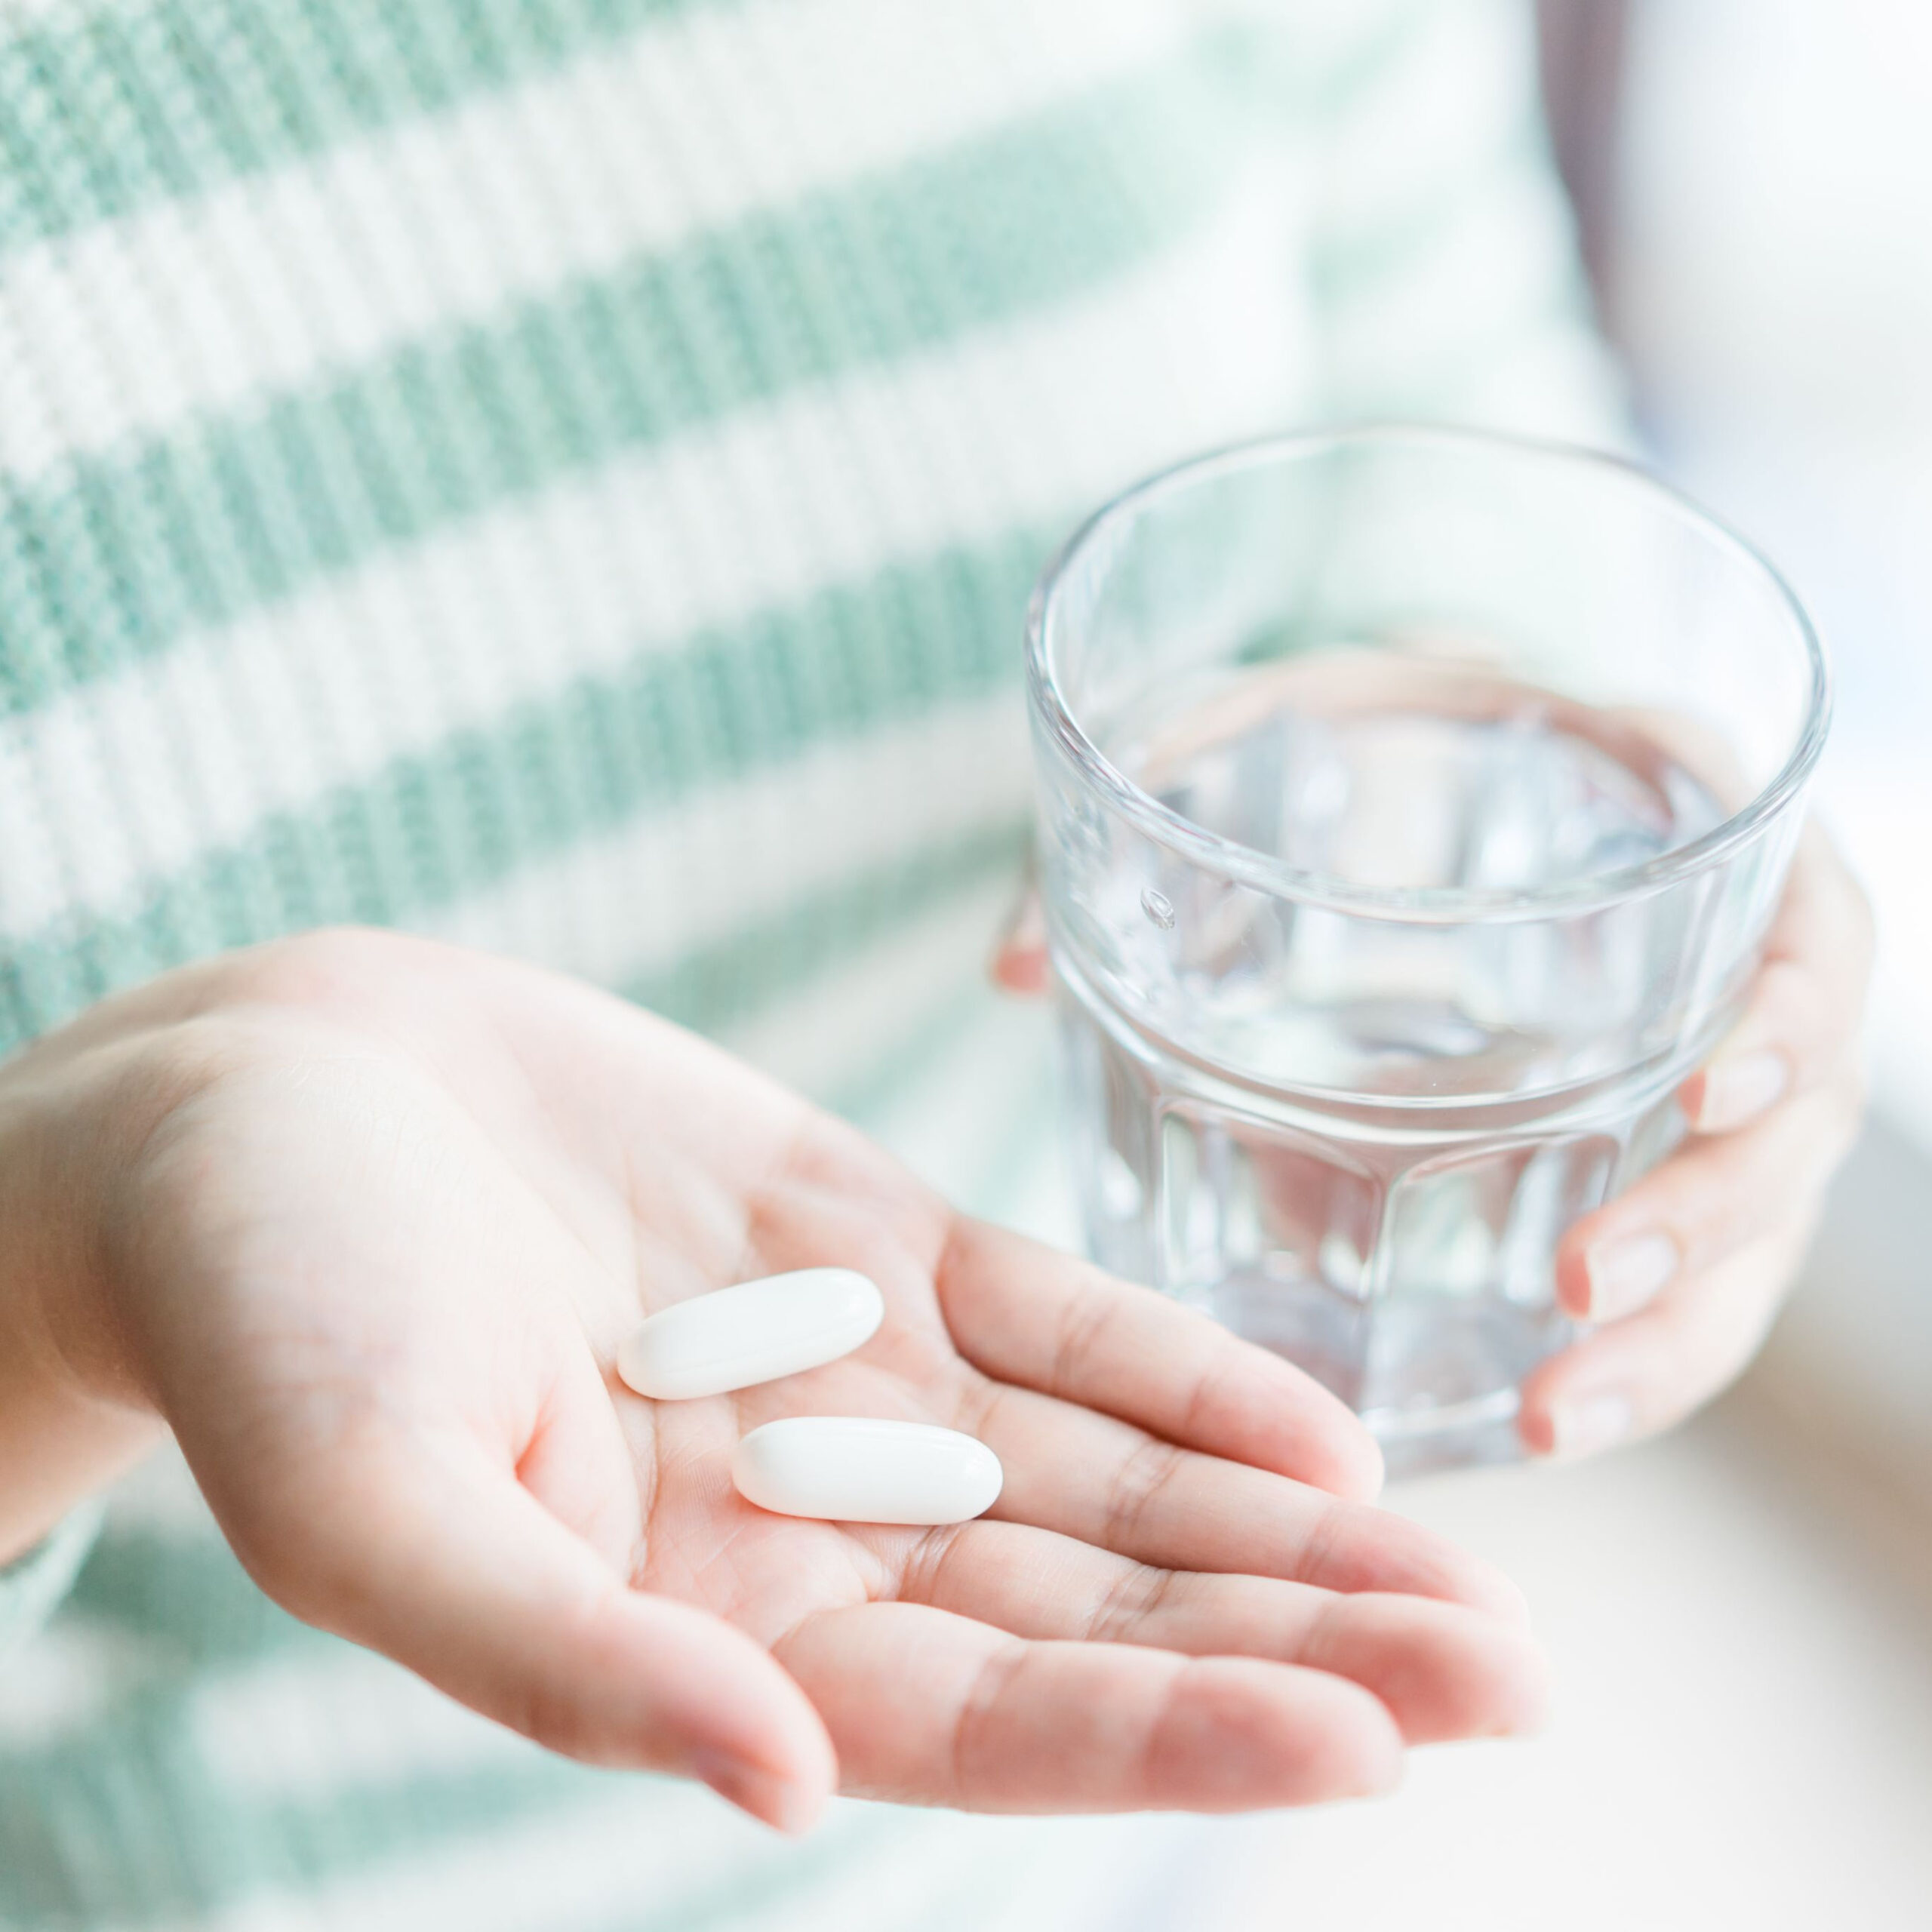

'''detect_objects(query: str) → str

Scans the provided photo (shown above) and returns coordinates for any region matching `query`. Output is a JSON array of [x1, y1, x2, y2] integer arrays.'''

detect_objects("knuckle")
[[1620, 1158, 1719, 1256], [501, 1673, 600, 1762], [1780, 1074, 1866, 1178], [1103, 1438, 1185, 1548], [949, 1640, 1031, 1801], [503, 1570, 640, 1763], [900, 1524, 969, 1607], [1088, 1562, 1177, 1644], [1048, 1278, 1119, 1395], [218, 926, 425, 1014], [1175, 1355, 1236, 1446], [1648, 1257, 1795, 1433], [1286, 1494, 1348, 1589], [949, 1371, 1008, 1446]]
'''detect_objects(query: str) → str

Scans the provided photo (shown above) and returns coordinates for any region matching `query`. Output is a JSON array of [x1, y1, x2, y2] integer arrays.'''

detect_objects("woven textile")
[[0, 0, 1619, 1924]]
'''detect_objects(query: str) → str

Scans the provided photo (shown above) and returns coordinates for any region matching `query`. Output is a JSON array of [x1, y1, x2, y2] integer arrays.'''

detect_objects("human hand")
[[992, 822, 1872, 1461], [0, 931, 1547, 1833], [1519, 826, 1873, 1455]]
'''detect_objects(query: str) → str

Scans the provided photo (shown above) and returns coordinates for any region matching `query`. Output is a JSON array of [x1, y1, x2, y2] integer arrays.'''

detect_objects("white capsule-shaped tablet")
[[617, 1269, 884, 1401], [731, 1418, 1003, 1525]]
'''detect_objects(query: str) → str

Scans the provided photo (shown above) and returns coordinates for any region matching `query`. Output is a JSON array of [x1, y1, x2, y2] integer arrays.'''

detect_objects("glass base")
[[1201, 1267, 1571, 1473], [1058, 961, 1669, 1478], [1365, 1386, 1528, 1480]]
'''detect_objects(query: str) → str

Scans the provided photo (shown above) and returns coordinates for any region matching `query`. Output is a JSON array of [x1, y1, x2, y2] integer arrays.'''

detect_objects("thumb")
[[214, 1423, 837, 1833]]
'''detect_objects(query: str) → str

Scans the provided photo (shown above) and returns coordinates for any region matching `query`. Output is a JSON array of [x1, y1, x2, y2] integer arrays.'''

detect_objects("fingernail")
[[1582, 1231, 1678, 1321], [692, 1752, 823, 1836], [990, 893, 1051, 998], [1548, 1392, 1633, 1459], [1692, 1048, 1789, 1134]]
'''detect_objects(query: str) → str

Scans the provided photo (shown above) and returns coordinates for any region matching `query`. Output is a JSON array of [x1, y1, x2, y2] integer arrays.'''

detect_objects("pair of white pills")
[[616, 1269, 1002, 1527]]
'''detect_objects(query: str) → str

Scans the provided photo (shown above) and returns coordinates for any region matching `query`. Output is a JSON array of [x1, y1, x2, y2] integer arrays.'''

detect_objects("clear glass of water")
[[1025, 426, 1829, 1475]]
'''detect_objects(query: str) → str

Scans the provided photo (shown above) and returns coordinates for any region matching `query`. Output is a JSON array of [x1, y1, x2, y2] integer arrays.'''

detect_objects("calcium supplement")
[[617, 1269, 884, 1401], [731, 1417, 1004, 1525]]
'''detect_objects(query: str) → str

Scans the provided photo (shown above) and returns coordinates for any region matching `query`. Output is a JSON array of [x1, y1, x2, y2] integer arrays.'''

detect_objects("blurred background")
[[2, 5, 1921, 1927], [1549, 0, 1932, 1601], [1085, 2, 1932, 1924]]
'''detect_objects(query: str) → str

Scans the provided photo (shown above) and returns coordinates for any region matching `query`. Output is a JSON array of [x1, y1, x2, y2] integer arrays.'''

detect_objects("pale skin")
[[994, 823, 1874, 1460], [0, 817, 1869, 1832], [0, 930, 1552, 1834]]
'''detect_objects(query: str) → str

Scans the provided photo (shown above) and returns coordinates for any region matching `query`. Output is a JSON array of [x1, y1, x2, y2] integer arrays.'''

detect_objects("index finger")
[[1683, 823, 1873, 1135], [936, 1218, 1384, 1502]]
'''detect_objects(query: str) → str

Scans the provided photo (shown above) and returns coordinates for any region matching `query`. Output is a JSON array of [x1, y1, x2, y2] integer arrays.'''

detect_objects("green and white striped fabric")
[[0, 0, 1621, 1923]]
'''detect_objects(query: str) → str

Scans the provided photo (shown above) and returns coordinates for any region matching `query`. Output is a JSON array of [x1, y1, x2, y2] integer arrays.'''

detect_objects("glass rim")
[[1025, 423, 1832, 924]]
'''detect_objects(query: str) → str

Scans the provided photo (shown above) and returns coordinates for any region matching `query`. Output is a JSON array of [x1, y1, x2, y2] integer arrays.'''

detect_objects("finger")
[[215, 1421, 835, 1832], [959, 1377, 1526, 1621], [890, 1517, 1548, 1744], [1683, 826, 1874, 1134], [1606, 703, 1755, 810], [777, 1599, 1403, 1811], [1555, 1072, 1860, 1322], [989, 888, 1051, 997], [1523, 1207, 1819, 1457], [939, 1219, 1384, 1502]]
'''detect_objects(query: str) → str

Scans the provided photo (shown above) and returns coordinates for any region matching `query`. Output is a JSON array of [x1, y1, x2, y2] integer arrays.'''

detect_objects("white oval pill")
[[617, 1269, 884, 1401], [731, 1418, 1003, 1525]]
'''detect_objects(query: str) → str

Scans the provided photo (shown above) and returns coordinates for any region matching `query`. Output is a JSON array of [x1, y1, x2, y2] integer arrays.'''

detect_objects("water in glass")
[[1056, 657, 1734, 1472]]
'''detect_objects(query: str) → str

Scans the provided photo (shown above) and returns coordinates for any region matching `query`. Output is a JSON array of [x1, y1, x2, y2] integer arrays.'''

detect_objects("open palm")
[[81, 931, 1543, 1832]]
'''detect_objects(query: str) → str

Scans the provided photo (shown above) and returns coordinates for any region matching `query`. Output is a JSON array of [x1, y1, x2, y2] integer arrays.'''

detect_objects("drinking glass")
[[1024, 426, 1829, 1473]]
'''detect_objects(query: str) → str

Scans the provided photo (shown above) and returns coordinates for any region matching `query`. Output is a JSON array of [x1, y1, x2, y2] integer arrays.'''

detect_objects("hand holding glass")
[[1026, 428, 1827, 1473]]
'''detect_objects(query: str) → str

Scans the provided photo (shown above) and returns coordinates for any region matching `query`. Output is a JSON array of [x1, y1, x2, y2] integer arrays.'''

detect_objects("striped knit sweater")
[[0, 1, 1620, 1924]]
